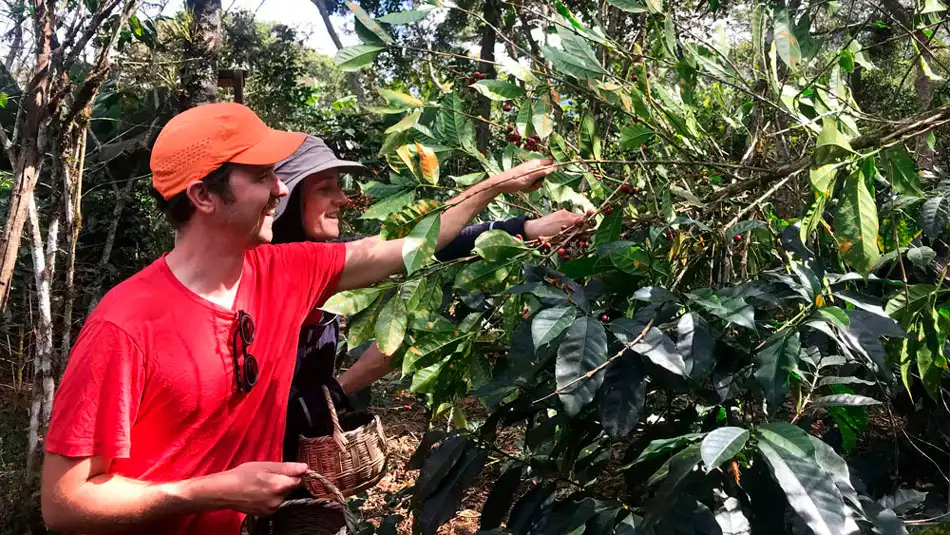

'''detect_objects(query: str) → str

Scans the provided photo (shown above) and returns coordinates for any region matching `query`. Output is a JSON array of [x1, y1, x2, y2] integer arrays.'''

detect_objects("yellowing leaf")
[[385, 110, 422, 134], [379, 88, 424, 108], [415, 142, 440, 185], [395, 144, 416, 176]]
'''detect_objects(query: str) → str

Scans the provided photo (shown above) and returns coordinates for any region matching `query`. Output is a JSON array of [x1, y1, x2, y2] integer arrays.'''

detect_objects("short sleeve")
[[263, 241, 347, 313], [45, 321, 146, 459]]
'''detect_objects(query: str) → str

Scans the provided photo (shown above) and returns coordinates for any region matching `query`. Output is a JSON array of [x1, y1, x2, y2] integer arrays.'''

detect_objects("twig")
[[720, 171, 799, 233]]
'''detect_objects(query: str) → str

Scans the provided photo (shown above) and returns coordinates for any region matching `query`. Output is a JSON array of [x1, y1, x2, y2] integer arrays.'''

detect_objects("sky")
[[160, 0, 359, 56]]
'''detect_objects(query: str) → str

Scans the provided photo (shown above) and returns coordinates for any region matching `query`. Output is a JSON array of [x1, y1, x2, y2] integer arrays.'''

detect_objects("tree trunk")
[[58, 121, 89, 378], [475, 0, 498, 153], [0, 0, 53, 313], [311, 0, 342, 49], [25, 195, 58, 476], [180, 0, 222, 109], [308, 0, 365, 102], [880, 0, 936, 171], [4, 1, 25, 70]]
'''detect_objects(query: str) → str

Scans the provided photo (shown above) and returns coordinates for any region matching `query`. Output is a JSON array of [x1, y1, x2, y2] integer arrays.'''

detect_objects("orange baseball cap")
[[150, 102, 306, 199]]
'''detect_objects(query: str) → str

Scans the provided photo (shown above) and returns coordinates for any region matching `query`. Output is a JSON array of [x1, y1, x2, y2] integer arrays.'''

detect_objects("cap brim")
[[231, 129, 307, 166]]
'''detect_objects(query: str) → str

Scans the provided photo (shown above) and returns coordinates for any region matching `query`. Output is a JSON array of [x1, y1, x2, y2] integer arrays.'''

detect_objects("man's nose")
[[275, 176, 289, 197]]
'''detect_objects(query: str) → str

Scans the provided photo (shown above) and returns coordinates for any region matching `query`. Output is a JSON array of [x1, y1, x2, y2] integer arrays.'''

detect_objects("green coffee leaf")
[[834, 170, 879, 274], [556, 316, 608, 416], [701, 427, 750, 473], [470, 80, 525, 101], [376, 296, 408, 355], [322, 288, 384, 316], [473, 230, 529, 262], [755, 330, 801, 410], [347, 1, 393, 44], [334, 45, 385, 71], [402, 213, 441, 275], [377, 9, 430, 24]]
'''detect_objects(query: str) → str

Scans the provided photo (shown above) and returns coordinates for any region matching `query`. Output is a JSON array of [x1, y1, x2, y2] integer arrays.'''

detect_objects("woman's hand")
[[491, 159, 557, 194], [524, 210, 585, 240]]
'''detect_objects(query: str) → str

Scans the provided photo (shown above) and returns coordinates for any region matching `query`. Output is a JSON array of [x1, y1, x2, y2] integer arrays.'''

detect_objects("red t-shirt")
[[45, 242, 346, 535]]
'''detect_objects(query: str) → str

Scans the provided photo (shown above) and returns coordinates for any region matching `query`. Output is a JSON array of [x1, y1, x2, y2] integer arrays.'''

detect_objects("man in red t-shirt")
[[41, 103, 555, 535]]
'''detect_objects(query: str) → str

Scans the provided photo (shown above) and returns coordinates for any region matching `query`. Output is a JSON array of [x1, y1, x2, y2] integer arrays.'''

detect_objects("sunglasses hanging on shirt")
[[232, 310, 260, 393]]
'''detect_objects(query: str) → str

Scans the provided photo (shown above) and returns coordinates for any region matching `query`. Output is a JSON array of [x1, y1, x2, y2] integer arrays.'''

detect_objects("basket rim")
[[298, 412, 386, 443]]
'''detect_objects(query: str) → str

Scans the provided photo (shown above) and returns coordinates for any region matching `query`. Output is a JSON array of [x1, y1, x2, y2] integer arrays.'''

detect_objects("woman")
[[272, 135, 582, 460]]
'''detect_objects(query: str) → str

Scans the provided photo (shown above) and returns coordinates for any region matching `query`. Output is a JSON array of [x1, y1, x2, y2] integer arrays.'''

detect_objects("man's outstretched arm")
[[41, 453, 308, 533], [335, 159, 556, 291]]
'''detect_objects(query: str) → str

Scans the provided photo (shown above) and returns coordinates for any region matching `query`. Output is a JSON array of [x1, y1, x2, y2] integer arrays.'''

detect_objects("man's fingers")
[[267, 473, 304, 494], [268, 462, 309, 476]]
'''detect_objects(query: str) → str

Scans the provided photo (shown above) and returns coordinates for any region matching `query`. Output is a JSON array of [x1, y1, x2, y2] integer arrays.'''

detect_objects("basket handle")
[[374, 414, 390, 454], [322, 384, 349, 452], [302, 470, 348, 505]]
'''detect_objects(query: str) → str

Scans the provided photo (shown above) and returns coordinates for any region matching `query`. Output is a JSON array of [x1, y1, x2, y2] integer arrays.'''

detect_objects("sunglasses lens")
[[240, 314, 255, 342], [245, 355, 259, 387]]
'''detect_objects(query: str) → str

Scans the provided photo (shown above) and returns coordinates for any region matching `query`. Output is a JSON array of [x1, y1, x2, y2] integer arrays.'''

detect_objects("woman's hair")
[[271, 184, 311, 244]]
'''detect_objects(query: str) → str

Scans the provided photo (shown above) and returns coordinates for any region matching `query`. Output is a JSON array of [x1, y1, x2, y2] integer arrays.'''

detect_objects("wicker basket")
[[241, 472, 358, 535], [297, 385, 389, 499]]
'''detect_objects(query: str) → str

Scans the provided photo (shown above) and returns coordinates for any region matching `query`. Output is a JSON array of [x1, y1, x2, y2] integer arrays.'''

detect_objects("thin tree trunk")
[[180, 0, 222, 109], [0, 0, 53, 312], [308, 0, 365, 101], [476, 0, 498, 153], [25, 194, 58, 476], [58, 121, 89, 378], [880, 0, 937, 171], [4, 1, 25, 70], [311, 0, 342, 49]]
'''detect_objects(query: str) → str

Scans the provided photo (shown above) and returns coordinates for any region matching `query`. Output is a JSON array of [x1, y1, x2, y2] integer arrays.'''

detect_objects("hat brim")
[[231, 129, 307, 166]]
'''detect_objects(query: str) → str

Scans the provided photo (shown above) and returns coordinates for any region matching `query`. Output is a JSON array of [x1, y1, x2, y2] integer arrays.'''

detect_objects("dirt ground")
[[355, 383, 512, 535]]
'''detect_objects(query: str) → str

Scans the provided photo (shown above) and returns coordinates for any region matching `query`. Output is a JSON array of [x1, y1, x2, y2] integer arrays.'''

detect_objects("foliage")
[[324, 0, 950, 533], [6, 0, 950, 533]]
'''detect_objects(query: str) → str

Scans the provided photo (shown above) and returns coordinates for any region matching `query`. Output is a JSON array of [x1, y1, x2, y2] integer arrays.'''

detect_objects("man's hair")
[[152, 163, 237, 228]]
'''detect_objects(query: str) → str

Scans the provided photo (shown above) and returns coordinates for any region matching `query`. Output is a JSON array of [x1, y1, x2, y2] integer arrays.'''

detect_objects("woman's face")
[[299, 169, 348, 240]]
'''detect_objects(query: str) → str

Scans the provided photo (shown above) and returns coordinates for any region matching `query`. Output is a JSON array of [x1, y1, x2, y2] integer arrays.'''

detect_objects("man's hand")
[[42, 454, 309, 532], [524, 210, 585, 240], [215, 462, 308, 517], [491, 159, 557, 194]]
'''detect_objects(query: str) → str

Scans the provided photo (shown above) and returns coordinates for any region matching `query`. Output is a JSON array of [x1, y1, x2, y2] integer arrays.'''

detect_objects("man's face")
[[218, 165, 288, 246]]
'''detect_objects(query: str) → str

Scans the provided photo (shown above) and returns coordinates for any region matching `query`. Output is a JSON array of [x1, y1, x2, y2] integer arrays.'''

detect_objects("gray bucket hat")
[[273, 134, 366, 220]]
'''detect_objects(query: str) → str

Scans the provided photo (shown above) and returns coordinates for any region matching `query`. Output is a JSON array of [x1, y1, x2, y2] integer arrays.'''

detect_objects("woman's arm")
[[336, 343, 392, 396], [334, 160, 554, 291], [435, 209, 584, 261]]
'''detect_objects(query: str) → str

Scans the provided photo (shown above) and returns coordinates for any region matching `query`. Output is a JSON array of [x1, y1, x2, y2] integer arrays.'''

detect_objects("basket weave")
[[241, 472, 358, 535], [297, 385, 389, 499]]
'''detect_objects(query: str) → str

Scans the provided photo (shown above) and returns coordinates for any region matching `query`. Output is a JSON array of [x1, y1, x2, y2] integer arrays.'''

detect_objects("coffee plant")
[[326, 0, 950, 533]]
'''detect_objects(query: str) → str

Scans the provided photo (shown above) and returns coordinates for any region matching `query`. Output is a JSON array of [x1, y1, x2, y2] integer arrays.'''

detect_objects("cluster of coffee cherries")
[[619, 184, 639, 194], [531, 219, 597, 262], [345, 193, 373, 212], [465, 71, 487, 86], [504, 125, 545, 152]]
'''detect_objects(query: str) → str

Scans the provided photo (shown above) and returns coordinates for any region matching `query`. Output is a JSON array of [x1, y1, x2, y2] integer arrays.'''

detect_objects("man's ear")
[[184, 182, 217, 215]]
